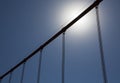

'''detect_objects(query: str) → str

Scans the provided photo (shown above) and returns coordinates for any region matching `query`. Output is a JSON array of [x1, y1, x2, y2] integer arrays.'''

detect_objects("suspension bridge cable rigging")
[[0, 0, 103, 80], [37, 50, 43, 83], [9, 72, 12, 83], [20, 62, 26, 83], [95, 3, 108, 83], [62, 32, 66, 83]]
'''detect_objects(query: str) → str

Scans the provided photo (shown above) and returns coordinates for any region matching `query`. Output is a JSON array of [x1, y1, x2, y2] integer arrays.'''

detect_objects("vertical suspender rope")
[[37, 50, 43, 83], [62, 32, 65, 83], [20, 62, 26, 83], [9, 72, 12, 83], [95, 5, 108, 83]]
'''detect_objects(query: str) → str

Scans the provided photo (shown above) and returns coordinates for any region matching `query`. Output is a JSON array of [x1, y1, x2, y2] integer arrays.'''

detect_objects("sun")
[[54, 1, 96, 38]]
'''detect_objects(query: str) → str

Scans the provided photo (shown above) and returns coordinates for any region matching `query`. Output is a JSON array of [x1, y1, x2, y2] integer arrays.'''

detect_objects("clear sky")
[[0, 0, 120, 83]]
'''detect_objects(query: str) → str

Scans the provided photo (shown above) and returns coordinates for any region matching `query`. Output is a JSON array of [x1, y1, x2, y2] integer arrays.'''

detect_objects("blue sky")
[[0, 0, 120, 83]]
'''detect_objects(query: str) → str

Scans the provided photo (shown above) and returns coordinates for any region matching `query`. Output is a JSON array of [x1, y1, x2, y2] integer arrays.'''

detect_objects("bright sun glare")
[[55, 1, 96, 38]]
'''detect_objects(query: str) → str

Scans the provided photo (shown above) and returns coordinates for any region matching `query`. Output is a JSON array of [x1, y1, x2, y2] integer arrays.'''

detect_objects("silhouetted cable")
[[9, 72, 12, 83], [20, 62, 26, 83], [37, 50, 43, 83], [95, 4, 108, 83], [62, 32, 65, 83]]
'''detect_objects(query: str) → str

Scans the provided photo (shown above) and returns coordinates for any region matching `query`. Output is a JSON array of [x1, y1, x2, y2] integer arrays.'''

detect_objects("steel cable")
[[37, 50, 43, 83], [95, 4, 108, 83]]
